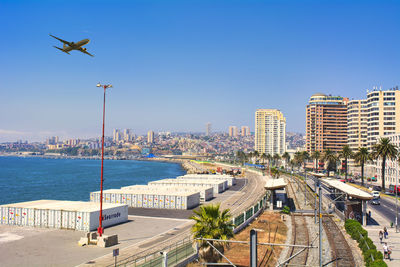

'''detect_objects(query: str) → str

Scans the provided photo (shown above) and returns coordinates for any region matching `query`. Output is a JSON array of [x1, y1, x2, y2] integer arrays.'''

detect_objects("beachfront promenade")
[[366, 195, 400, 267], [0, 162, 268, 267]]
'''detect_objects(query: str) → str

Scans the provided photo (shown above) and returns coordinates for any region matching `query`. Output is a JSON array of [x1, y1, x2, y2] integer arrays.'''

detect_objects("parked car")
[[340, 179, 346, 183], [348, 178, 355, 183], [371, 176, 377, 182], [373, 186, 382, 191], [371, 198, 380, 205], [372, 191, 380, 198]]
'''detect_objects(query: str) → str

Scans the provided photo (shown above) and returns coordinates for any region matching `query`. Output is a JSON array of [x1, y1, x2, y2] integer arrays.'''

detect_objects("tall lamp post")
[[96, 82, 113, 237]]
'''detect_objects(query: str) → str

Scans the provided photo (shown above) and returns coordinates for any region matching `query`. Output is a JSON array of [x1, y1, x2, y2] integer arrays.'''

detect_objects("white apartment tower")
[[147, 130, 154, 143], [347, 99, 368, 150], [241, 126, 251, 136], [206, 123, 211, 136], [228, 126, 238, 137], [255, 109, 286, 155], [367, 87, 400, 149]]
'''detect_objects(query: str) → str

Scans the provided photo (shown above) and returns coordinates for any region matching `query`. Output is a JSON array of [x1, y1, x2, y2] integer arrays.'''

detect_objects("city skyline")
[[1, 1, 400, 142]]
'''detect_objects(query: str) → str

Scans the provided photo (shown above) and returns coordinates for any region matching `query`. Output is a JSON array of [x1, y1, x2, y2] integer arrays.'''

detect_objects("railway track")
[[322, 216, 355, 267], [258, 224, 279, 266], [284, 176, 310, 266], [285, 173, 355, 267]]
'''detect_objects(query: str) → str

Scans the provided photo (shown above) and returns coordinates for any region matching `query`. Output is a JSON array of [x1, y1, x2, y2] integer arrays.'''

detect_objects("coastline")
[[0, 153, 208, 176]]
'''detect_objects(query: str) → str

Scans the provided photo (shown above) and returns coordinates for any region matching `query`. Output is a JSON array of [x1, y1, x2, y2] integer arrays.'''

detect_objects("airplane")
[[50, 34, 94, 57]]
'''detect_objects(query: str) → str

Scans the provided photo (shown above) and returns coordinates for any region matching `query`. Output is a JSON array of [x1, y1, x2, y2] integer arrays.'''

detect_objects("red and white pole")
[[97, 83, 112, 237]]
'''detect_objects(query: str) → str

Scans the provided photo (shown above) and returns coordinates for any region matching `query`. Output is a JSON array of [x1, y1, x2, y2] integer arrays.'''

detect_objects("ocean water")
[[0, 156, 185, 205]]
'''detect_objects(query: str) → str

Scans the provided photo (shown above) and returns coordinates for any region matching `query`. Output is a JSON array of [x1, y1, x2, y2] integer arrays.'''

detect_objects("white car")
[[372, 191, 380, 198]]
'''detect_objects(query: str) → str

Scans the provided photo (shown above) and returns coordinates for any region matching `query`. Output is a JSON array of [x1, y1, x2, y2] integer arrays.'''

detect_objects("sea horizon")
[[0, 156, 186, 205]]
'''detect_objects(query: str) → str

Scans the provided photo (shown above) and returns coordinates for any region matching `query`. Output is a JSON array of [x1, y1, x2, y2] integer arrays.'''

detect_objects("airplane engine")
[[82, 48, 87, 51]]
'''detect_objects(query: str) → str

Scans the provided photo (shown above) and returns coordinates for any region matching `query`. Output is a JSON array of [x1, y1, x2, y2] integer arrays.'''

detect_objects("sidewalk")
[[365, 209, 400, 266]]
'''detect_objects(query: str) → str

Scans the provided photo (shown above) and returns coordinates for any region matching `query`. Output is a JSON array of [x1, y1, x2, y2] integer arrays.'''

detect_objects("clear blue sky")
[[1, 0, 399, 142]]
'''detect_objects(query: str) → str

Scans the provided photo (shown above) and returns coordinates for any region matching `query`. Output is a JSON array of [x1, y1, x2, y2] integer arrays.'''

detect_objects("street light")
[[96, 82, 113, 237]]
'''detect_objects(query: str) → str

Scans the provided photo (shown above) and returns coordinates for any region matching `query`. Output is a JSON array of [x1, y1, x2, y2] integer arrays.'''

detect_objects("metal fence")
[[111, 237, 195, 267], [113, 191, 269, 266]]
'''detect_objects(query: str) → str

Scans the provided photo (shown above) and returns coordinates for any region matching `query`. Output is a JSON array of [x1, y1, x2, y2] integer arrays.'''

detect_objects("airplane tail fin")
[[53, 46, 70, 55]]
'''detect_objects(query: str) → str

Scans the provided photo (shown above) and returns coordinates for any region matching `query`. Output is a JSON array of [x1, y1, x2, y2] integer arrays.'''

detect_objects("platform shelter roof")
[[264, 178, 287, 190], [321, 178, 373, 200]]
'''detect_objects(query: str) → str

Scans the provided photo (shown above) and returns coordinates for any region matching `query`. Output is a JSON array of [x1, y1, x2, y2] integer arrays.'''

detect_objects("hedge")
[[345, 219, 387, 267]]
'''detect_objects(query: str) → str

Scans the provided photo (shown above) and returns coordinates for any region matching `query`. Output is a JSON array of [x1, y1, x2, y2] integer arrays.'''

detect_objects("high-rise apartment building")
[[241, 126, 251, 137], [366, 87, 400, 148], [206, 123, 211, 136], [123, 129, 134, 142], [228, 126, 238, 137], [147, 130, 154, 143], [306, 93, 348, 153], [255, 109, 286, 155], [348, 99, 368, 150]]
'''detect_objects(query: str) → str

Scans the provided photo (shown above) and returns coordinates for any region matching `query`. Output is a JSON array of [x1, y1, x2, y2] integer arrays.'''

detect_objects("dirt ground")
[[188, 211, 288, 267]]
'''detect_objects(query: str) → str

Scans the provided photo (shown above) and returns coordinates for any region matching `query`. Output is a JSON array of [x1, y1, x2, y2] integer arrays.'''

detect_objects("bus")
[[389, 185, 400, 195]]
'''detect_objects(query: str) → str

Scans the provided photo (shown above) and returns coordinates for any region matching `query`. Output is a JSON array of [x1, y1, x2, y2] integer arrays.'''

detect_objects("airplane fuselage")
[[50, 34, 94, 56], [63, 39, 90, 52]]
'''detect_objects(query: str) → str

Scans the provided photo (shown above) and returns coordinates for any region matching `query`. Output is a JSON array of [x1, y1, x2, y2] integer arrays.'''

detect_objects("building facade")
[[228, 126, 238, 137], [366, 87, 400, 149], [255, 109, 286, 155], [348, 99, 368, 150], [147, 130, 154, 143], [373, 133, 400, 187], [206, 123, 211, 136], [306, 93, 348, 153], [241, 126, 251, 137]]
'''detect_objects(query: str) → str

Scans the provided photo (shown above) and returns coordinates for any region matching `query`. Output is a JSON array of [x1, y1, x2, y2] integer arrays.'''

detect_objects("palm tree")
[[270, 167, 280, 178], [311, 151, 321, 172], [323, 149, 338, 177], [253, 150, 259, 164], [339, 145, 353, 182], [273, 153, 281, 167], [294, 151, 302, 171], [353, 147, 370, 186], [372, 138, 398, 191], [260, 153, 267, 168], [247, 151, 253, 164], [266, 153, 272, 173], [301, 151, 310, 171], [190, 204, 234, 263], [282, 152, 290, 170]]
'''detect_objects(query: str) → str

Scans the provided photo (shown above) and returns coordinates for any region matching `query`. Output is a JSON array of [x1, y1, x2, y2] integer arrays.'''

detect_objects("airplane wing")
[[79, 47, 94, 57], [49, 34, 71, 45]]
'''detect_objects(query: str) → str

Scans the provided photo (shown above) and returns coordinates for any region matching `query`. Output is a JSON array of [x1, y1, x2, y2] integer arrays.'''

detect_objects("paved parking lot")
[[0, 215, 190, 267]]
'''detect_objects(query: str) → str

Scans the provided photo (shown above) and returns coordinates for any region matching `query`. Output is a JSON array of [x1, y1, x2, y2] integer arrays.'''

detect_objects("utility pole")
[[396, 163, 398, 232], [319, 180, 322, 267], [250, 229, 257, 267], [304, 170, 307, 206], [314, 176, 317, 224]]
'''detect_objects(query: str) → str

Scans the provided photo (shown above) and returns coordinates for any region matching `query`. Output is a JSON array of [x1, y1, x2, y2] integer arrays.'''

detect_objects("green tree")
[[294, 151, 302, 170], [339, 145, 353, 182], [323, 149, 338, 177], [190, 204, 234, 263], [301, 151, 310, 171], [273, 153, 281, 167], [282, 152, 290, 170], [253, 150, 259, 164], [270, 167, 280, 178], [372, 138, 398, 191], [311, 151, 321, 172], [353, 147, 370, 186]]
